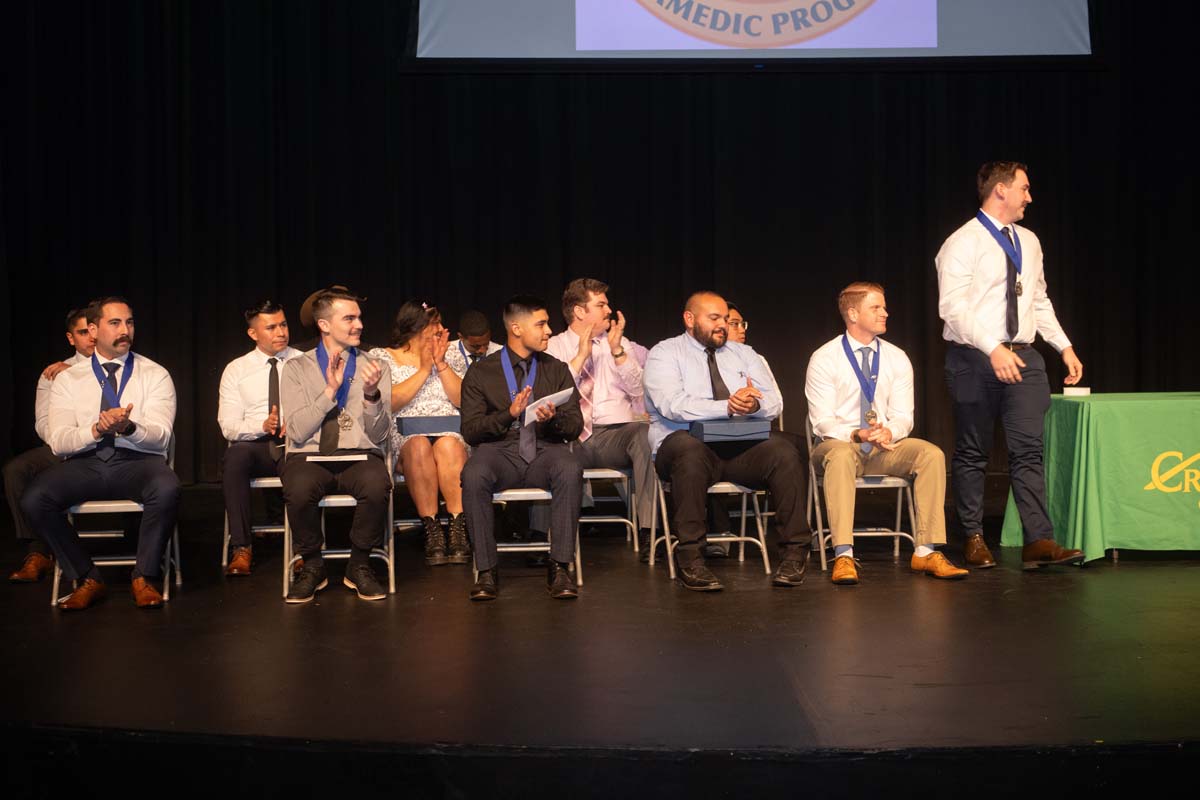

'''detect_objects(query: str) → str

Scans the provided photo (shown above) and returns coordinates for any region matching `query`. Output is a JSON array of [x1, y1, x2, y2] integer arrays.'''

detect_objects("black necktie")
[[706, 347, 731, 401], [513, 359, 536, 463], [319, 408, 340, 456], [1002, 226, 1019, 342], [469, 353, 482, 365], [267, 357, 284, 456], [96, 362, 120, 461]]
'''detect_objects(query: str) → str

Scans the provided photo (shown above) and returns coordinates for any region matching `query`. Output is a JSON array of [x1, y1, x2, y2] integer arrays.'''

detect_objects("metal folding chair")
[[805, 417, 917, 571], [480, 488, 584, 585], [580, 467, 637, 551], [51, 436, 182, 606], [647, 471, 770, 580], [220, 476, 285, 567]]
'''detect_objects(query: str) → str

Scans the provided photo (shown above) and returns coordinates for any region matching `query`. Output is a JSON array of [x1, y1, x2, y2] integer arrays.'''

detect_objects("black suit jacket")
[[460, 347, 582, 447]]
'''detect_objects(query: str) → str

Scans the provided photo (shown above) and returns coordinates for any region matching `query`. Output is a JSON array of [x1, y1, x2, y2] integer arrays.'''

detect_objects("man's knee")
[[143, 468, 181, 506], [461, 455, 498, 493]]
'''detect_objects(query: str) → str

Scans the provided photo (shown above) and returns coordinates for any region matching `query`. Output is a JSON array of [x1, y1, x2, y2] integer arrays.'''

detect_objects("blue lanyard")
[[91, 353, 135, 407], [841, 335, 879, 405], [500, 347, 537, 400], [975, 210, 1022, 274], [315, 340, 357, 409]]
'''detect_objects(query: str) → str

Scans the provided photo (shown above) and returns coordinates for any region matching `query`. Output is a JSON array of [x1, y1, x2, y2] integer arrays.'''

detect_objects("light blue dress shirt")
[[643, 332, 782, 454]]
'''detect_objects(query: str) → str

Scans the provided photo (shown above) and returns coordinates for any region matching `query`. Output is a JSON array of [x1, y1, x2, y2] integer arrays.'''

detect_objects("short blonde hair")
[[837, 281, 884, 322]]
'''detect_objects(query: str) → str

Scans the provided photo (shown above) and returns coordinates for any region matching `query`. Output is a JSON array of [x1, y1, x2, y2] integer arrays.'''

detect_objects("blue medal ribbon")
[[91, 353, 135, 407], [500, 347, 537, 400], [975, 210, 1022, 275], [315, 340, 357, 409], [841, 335, 880, 405]]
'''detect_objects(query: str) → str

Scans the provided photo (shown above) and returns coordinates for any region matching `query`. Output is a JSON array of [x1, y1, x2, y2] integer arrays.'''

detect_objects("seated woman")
[[370, 303, 470, 566]]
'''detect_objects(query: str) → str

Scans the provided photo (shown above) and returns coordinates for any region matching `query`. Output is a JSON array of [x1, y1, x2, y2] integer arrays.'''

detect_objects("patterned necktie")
[[577, 353, 595, 443], [858, 346, 873, 455], [706, 347, 730, 401], [96, 362, 120, 461], [267, 357, 284, 457], [1002, 226, 1019, 342], [514, 359, 536, 463]]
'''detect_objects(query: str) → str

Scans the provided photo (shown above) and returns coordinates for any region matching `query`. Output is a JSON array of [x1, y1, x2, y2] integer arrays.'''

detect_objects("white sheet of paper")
[[306, 454, 369, 462], [523, 388, 574, 427]]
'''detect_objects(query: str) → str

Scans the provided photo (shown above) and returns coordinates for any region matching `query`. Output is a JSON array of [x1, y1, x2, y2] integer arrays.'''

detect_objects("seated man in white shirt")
[[217, 300, 300, 577], [805, 282, 967, 585], [445, 310, 502, 372], [534, 278, 655, 557], [644, 291, 812, 591], [21, 296, 180, 611], [5, 307, 95, 582]]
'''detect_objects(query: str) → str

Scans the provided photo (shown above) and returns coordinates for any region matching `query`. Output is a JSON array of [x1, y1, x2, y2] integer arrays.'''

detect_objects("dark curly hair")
[[389, 301, 441, 349]]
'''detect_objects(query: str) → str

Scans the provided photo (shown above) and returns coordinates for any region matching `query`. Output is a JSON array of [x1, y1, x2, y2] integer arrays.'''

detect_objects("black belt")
[[1001, 342, 1033, 351]]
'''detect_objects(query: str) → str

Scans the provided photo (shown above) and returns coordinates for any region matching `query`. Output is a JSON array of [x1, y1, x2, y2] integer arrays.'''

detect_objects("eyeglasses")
[[728, 319, 749, 331]]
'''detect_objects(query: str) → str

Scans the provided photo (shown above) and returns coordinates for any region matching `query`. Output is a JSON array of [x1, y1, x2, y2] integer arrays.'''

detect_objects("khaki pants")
[[810, 437, 946, 548]]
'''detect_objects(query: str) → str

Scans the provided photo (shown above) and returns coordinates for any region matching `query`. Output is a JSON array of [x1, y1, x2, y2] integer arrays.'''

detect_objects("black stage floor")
[[2, 486, 1198, 797]]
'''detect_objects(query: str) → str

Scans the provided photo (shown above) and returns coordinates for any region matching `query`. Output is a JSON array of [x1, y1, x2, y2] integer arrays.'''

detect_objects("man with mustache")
[[936, 161, 1085, 570], [459, 295, 584, 601], [217, 300, 301, 577], [21, 296, 180, 610], [280, 289, 392, 603], [643, 291, 813, 591], [5, 307, 96, 582]]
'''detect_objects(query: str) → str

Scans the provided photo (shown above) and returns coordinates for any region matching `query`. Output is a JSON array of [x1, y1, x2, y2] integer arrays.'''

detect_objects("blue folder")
[[689, 418, 770, 443], [397, 415, 461, 435]]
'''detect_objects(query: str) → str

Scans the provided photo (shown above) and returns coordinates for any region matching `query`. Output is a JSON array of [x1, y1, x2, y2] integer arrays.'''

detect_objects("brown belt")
[[1002, 342, 1032, 351]]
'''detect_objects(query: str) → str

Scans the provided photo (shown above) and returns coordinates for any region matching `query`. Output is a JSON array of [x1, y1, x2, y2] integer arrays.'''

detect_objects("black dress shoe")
[[772, 552, 810, 587], [637, 529, 652, 563], [470, 568, 499, 601], [546, 560, 578, 599], [286, 561, 328, 604], [677, 561, 723, 592]]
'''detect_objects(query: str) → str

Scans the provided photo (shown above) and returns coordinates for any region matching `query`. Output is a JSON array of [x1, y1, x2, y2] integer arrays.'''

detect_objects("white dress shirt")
[[218, 346, 302, 442], [544, 328, 649, 424], [46, 352, 176, 457], [936, 211, 1073, 356], [34, 351, 88, 443], [644, 333, 782, 454], [445, 339, 502, 374], [805, 333, 914, 443]]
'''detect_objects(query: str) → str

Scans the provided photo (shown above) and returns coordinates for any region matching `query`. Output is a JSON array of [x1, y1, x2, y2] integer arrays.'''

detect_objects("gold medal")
[[865, 409, 878, 426], [338, 410, 353, 431], [1015, 279, 1023, 296]]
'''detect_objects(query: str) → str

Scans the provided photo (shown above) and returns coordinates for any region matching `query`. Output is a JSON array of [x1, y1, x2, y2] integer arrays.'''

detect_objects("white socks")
[[915, 545, 935, 557]]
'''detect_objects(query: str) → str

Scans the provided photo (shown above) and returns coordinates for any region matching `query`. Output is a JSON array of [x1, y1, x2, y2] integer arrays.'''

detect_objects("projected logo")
[[635, 0, 876, 48]]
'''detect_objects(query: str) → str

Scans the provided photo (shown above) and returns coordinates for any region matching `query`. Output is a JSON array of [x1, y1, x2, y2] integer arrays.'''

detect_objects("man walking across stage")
[[936, 161, 1085, 570]]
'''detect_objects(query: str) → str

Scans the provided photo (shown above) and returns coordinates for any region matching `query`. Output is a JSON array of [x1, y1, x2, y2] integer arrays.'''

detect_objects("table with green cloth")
[[1000, 392, 1200, 561]]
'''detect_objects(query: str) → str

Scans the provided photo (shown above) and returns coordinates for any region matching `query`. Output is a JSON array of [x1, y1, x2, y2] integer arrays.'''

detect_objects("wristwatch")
[[612, 348, 626, 359], [364, 390, 381, 403]]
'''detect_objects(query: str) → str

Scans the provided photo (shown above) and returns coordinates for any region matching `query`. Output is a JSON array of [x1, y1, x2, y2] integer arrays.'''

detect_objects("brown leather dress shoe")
[[911, 551, 968, 580], [131, 577, 164, 608], [1021, 539, 1085, 570], [963, 533, 996, 568], [58, 578, 107, 611], [225, 546, 252, 576], [9, 552, 54, 583], [831, 555, 859, 585]]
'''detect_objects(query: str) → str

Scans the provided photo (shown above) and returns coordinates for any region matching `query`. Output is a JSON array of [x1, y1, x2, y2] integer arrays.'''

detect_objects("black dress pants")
[[945, 343, 1054, 543], [222, 439, 283, 548], [280, 453, 391, 561], [461, 439, 582, 571], [3, 445, 60, 542], [655, 431, 811, 565], [21, 449, 180, 581]]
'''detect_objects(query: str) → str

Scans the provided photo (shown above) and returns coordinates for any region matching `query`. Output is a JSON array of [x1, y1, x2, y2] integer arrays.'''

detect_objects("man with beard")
[[643, 291, 812, 591], [21, 296, 180, 610]]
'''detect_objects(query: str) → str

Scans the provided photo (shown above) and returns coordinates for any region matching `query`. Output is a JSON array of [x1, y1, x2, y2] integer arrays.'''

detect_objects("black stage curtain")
[[1, 1, 1195, 484]]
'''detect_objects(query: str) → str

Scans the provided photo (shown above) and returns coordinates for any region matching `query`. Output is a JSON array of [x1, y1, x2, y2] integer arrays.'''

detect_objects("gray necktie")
[[858, 346, 873, 455], [513, 359, 536, 463], [96, 362, 121, 461], [1002, 226, 1019, 342]]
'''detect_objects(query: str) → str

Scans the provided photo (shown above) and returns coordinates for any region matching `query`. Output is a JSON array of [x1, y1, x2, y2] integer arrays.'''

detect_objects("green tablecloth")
[[1000, 392, 1200, 561]]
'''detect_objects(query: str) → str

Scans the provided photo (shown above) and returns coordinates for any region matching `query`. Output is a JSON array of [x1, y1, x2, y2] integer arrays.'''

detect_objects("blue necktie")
[[858, 346, 873, 455], [96, 362, 120, 461]]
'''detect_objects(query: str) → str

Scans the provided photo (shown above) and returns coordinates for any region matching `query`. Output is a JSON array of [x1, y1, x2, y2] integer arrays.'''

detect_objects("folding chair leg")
[[752, 492, 771, 574], [574, 526, 584, 586], [221, 513, 230, 568], [50, 565, 62, 607], [737, 493, 748, 562], [173, 528, 183, 586], [282, 508, 293, 599], [894, 490, 903, 559], [813, 481, 829, 572], [387, 500, 396, 595]]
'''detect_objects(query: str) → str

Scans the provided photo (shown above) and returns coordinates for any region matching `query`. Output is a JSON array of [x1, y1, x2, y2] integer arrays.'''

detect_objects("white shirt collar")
[[97, 351, 131, 367], [979, 208, 1010, 232], [844, 330, 879, 352]]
